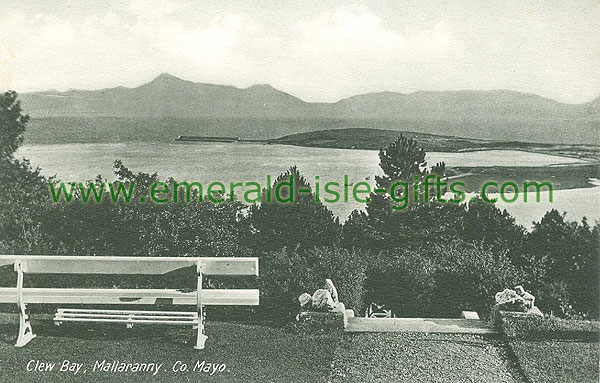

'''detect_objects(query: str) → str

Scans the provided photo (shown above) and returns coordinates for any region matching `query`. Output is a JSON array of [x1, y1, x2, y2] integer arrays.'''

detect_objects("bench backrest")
[[0, 255, 258, 276], [0, 255, 259, 307]]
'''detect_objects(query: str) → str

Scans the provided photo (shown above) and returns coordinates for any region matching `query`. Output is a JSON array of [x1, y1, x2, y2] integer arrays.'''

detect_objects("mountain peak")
[[152, 73, 183, 82]]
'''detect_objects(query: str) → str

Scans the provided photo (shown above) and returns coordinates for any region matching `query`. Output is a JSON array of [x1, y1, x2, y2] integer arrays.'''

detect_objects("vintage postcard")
[[0, 1, 598, 382]]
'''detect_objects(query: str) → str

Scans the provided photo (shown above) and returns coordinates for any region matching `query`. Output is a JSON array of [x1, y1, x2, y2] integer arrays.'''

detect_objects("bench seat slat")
[[57, 308, 196, 315], [0, 288, 259, 306], [56, 313, 197, 319], [54, 318, 197, 325]]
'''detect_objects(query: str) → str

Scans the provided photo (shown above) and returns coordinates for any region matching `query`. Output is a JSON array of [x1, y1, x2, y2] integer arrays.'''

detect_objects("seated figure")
[[312, 289, 335, 311], [514, 285, 535, 309], [298, 293, 313, 311], [297, 279, 341, 312], [325, 279, 339, 303]]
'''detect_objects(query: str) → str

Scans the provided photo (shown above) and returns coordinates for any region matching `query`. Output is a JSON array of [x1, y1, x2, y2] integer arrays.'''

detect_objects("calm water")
[[15, 142, 599, 228]]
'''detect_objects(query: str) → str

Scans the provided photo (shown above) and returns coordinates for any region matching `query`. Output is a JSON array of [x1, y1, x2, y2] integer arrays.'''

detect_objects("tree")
[[375, 134, 427, 190], [456, 197, 526, 253], [369, 134, 446, 218], [0, 91, 56, 253], [521, 210, 599, 317], [0, 158, 58, 254], [246, 166, 341, 253], [0, 91, 29, 160], [343, 134, 448, 251], [375, 134, 445, 190]]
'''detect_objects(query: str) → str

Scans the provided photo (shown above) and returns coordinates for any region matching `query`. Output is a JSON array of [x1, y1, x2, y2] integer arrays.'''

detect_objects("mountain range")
[[19, 73, 599, 144]]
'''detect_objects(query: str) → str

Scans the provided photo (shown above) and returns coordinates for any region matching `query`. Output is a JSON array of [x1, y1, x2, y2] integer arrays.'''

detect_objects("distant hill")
[[19, 73, 599, 144], [273, 128, 486, 151], [273, 127, 600, 158], [20, 73, 313, 118]]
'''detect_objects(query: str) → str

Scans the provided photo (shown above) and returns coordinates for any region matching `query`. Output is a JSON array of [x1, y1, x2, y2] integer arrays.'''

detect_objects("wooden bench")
[[0, 255, 259, 349]]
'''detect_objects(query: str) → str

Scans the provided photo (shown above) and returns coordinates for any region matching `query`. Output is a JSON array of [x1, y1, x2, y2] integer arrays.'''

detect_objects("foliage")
[[375, 134, 445, 190], [364, 135, 446, 229], [245, 166, 342, 253], [0, 91, 54, 253], [0, 158, 57, 253], [0, 91, 29, 160], [519, 210, 599, 318], [258, 247, 367, 320], [343, 135, 525, 254], [495, 310, 600, 340], [290, 311, 345, 335], [365, 241, 524, 318], [342, 133, 599, 319], [456, 198, 525, 253], [343, 194, 527, 257]]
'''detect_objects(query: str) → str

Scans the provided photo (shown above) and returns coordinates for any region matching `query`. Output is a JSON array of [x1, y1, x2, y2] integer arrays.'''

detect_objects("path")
[[346, 317, 496, 334]]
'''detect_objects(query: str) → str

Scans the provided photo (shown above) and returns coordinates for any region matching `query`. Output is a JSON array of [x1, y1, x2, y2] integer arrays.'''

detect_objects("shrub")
[[258, 247, 367, 322], [364, 250, 437, 317], [364, 241, 524, 318], [494, 310, 600, 340], [520, 210, 600, 318]]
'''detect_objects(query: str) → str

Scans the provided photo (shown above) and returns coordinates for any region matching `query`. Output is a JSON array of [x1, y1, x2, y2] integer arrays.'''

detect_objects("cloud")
[[0, 5, 266, 91], [135, 13, 262, 63], [279, 5, 466, 100], [295, 6, 464, 60], [298, 5, 399, 48]]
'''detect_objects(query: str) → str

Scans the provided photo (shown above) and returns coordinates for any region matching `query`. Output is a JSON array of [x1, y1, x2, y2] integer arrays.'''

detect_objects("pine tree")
[[247, 166, 341, 253]]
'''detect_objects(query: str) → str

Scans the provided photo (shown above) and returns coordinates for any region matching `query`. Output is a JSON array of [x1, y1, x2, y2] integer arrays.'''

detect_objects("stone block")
[[297, 311, 345, 332], [461, 311, 480, 319], [296, 302, 352, 331]]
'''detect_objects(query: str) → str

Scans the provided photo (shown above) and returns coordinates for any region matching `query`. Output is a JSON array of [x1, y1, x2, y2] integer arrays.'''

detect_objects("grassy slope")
[[496, 314, 600, 383], [0, 313, 525, 383], [330, 333, 522, 383], [0, 313, 341, 383], [2, 313, 598, 382], [274, 128, 483, 151], [510, 340, 599, 383]]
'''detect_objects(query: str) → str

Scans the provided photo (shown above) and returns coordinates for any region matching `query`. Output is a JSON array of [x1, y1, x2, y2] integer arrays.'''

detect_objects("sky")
[[0, 0, 598, 103]]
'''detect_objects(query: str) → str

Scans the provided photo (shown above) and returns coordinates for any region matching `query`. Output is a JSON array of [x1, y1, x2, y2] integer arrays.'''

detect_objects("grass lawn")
[[3, 312, 598, 382], [330, 332, 522, 383], [0, 313, 342, 383], [509, 340, 599, 383], [495, 311, 600, 382]]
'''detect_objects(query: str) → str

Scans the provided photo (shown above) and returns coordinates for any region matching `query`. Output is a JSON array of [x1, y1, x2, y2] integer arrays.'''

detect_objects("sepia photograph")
[[0, 1, 598, 382]]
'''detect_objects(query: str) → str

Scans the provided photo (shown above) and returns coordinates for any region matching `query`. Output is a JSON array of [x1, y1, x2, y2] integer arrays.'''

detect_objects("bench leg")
[[194, 263, 207, 350], [195, 327, 208, 350], [15, 303, 36, 347], [194, 310, 207, 349], [14, 260, 35, 347]]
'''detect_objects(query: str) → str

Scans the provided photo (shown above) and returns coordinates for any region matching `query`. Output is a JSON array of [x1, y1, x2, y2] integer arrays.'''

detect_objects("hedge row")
[[494, 310, 600, 340]]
